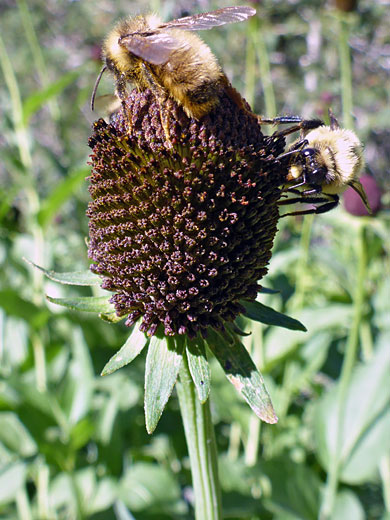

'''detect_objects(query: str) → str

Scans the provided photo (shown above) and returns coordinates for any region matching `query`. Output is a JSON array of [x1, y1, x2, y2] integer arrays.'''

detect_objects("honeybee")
[[91, 6, 256, 141], [276, 110, 371, 216]]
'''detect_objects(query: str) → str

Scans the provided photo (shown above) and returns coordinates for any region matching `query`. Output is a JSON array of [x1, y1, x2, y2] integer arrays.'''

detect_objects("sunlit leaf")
[[0, 462, 27, 503], [206, 329, 277, 424], [241, 300, 306, 331], [0, 412, 37, 457], [144, 335, 184, 434], [46, 294, 114, 313], [313, 334, 390, 484], [25, 259, 100, 286], [101, 326, 149, 376], [186, 336, 210, 403], [61, 328, 94, 425]]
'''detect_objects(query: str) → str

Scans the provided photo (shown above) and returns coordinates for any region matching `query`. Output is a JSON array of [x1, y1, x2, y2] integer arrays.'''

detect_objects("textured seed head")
[[87, 90, 286, 337]]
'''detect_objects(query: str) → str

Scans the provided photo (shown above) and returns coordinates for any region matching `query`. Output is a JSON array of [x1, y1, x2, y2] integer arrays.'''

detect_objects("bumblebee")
[[275, 111, 370, 216], [91, 6, 256, 141]]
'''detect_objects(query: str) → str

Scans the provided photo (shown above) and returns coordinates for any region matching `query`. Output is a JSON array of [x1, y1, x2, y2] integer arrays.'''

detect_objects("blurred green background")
[[0, 0, 389, 518]]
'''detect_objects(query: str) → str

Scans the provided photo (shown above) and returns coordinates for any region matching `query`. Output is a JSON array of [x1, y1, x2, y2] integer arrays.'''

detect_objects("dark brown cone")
[[87, 90, 286, 337]]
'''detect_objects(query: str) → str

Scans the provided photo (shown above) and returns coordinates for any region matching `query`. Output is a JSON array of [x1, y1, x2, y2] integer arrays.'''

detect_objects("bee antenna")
[[91, 66, 107, 111]]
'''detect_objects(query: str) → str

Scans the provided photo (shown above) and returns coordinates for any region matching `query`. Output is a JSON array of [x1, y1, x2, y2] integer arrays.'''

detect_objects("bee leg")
[[140, 63, 172, 146], [270, 117, 324, 138], [279, 193, 339, 217], [115, 75, 133, 132], [328, 108, 340, 131], [277, 139, 309, 160]]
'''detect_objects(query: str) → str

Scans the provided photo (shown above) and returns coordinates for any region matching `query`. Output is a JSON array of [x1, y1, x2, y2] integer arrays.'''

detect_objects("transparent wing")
[[160, 6, 256, 31], [119, 32, 190, 65]]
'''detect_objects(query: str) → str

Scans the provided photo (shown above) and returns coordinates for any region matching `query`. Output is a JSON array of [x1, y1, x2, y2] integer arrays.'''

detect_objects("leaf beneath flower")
[[46, 295, 114, 313], [206, 328, 278, 424], [25, 259, 100, 286], [241, 300, 307, 331], [101, 326, 149, 376], [144, 335, 184, 434], [258, 286, 280, 294], [186, 337, 210, 404]]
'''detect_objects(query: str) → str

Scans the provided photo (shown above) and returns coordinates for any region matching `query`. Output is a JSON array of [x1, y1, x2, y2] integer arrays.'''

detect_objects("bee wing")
[[119, 32, 190, 65], [160, 6, 256, 31]]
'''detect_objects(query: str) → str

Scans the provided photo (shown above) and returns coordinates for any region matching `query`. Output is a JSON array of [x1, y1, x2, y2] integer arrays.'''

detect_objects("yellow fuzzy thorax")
[[305, 126, 364, 194]]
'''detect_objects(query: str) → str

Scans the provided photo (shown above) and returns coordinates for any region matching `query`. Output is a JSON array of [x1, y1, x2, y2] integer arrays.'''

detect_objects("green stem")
[[17, 0, 60, 120], [227, 421, 242, 461], [0, 32, 47, 392], [338, 13, 353, 129], [15, 488, 32, 520], [379, 454, 390, 513], [254, 22, 277, 119], [320, 223, 367, 519], [245, 13, 276, 119], [244, 17, 257, 109], [176, 352, 222, 520]]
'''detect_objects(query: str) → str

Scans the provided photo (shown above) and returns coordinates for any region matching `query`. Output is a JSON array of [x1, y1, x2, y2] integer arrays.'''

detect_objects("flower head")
[[87, 90, 286, 338]]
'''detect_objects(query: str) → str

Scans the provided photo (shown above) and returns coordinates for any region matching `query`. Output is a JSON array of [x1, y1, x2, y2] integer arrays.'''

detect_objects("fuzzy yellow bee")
[[91, 6, 256, 140], [276, 110, 370, 216]]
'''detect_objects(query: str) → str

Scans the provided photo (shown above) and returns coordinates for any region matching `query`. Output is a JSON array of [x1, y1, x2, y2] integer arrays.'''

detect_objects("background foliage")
[[0, 0, 389, 518]]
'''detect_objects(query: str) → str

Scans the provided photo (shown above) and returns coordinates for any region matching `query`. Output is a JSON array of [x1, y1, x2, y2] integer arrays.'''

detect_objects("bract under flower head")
[[87, 90, 286, 337]]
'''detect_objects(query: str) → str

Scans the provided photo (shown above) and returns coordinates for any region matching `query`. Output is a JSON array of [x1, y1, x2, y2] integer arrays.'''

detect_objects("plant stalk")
[[320, 223, 367, 518], [176, 352, 222, 520], [338, 12, 354, 129]]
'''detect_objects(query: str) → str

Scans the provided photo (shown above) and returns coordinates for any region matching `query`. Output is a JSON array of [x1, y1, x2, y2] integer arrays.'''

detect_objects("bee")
[[91, 6, 256, 142], [275, 110, 371, 216]]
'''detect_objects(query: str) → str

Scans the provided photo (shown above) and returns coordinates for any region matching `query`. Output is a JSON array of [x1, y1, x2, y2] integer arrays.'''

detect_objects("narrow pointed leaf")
[[258, 286, 280, 294], [37, 167, 90, 228], [25, 259, 100, 286], [241, 300, 307, 331], [186, 337, 210, 403], [101, 326, 149, 376], [22, 69, 81, 124], [46, 295, 114, 313], [206, 328, 277, 424], [144, 335, 184, 434]]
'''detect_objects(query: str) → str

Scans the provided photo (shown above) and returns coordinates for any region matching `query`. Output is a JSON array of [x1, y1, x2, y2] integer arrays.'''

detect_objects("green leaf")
[[25, 259, 100, 286], [258, 286, 280, 294], [119, 462, 182, 511], [332, 490, 365, 520], [46, 295, 114, 314], [144, 335, 184, 434], [22, 69, 81, 124], [206, 329, 277, 424], [101, 326, 149, 376], [0, 412, 37, 457], [0, 290, 49, 328], [37, 166, 90, 228], [0, 462, 27, 504], [260, 456, 321, 518], [241, 300, 307, 331], [73, 468, 116, 515], [61, 329, 94, 426], [186, 336, 210, 404], [313, 334, 390, 484], [99, 312, 125, 323]]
